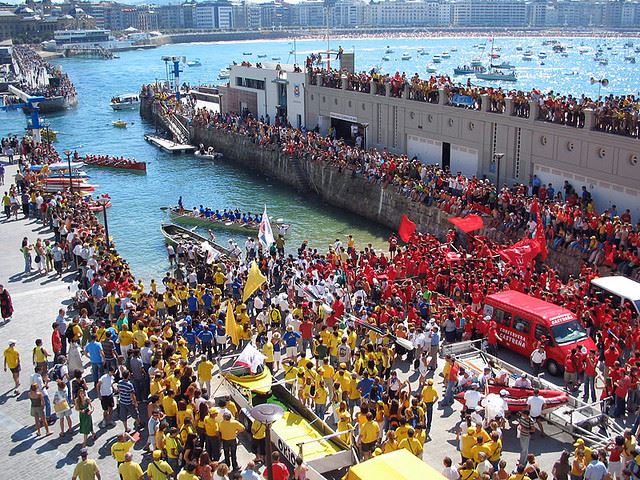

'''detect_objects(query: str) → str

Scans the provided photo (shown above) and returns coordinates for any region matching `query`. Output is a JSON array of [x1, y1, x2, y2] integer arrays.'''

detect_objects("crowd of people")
[[3, 126, 640, 480], [12, 45, 77, 102], [180, 96, 640, 281], [307, 67, 640, 137]]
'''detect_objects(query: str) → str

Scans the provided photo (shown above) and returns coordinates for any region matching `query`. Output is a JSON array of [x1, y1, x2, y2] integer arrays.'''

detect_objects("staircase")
[[288, 154, 317, 193], [154, 102, 191, 145]]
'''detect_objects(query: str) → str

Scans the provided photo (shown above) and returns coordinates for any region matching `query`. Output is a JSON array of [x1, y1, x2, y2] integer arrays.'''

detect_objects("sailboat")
[[476, 38, 517, 82]]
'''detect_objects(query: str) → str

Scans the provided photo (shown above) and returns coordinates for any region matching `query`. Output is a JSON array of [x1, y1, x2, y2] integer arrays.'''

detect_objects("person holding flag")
[[258, 205, 275, 251]]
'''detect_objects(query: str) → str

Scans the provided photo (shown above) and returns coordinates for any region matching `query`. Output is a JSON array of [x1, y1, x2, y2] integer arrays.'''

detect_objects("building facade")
[[305, 75, 640, 219]]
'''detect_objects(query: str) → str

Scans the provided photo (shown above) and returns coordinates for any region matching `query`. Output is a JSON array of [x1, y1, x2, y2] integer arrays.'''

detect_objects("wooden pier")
[[144, 133, 195, 154]]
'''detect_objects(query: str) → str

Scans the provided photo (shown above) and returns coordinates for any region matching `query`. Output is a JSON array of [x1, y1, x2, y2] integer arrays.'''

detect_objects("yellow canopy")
[[345, 450, 447, 480]]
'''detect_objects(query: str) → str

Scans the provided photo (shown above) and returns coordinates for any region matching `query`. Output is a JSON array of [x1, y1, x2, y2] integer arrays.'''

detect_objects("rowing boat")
[[220, 346, 357, 480], [160, 222, 236, 260], [83, 155, 147, 172], [168, 207, 290, 236]]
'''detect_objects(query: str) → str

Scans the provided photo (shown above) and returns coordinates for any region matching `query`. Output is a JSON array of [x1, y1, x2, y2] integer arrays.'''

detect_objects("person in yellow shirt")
[[3, 340, 20, 393], [177, 462, 199, 480], [250, 417, 266, 463], [471, 436, 492, 466], [421, 379, 439, 432], [458, 459, 480, 480], [460, 427, 477, 462], [147, 450, 174, 480], [162, 390, 178, 427], [204, 408, 221, 461], [219, 412, 245, 470], [132, 325, 148, 349], [164, 428, 182, 472], [119, 324, 135, 359], [313, 379, 328, 419], [111, 432, 135, 465], [118, 453, 144, 480], [337, 412, 354, 446], [395, 419, 411, 443], [262, 340, 274, 372], [347, 373, 361, 413], [358, 412, 380, 460], [488, 431, 503, 469], [398, 427, 423, 458], [197, 356, 214, 393], [381, 429, 399, 453]]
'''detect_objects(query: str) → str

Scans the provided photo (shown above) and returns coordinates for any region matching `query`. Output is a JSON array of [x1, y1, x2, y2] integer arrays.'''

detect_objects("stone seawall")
[[140, 99, 581, 278]]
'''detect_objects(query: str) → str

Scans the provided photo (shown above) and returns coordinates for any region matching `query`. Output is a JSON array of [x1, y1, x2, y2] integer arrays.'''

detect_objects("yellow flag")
[[243, 261, 267, 302], [225, 300, 239, 346]]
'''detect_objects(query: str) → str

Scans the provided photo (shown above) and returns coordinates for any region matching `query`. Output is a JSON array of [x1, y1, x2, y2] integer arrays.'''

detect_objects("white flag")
[[258, 205, 274, 249]]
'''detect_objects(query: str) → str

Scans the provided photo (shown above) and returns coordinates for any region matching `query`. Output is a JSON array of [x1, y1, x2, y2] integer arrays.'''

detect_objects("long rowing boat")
[[168, 207, 291, 236], [160, 222, 236, 260], [219, 347, 358, 480], [82, 155, 147, 172]]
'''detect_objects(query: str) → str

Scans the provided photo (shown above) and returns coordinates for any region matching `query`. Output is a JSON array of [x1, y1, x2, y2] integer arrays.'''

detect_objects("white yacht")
[[110, 93, 140, 111]]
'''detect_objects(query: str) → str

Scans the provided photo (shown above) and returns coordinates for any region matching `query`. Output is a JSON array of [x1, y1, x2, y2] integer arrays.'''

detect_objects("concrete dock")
[[144, 133, 195, 154]]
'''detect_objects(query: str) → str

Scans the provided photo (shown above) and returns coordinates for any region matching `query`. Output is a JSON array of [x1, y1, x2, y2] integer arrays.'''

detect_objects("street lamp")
[[493, 152, 505, 191], [250, 403, 284, 480], [96, 194, 111, 249], [63, 149, 73, 193]]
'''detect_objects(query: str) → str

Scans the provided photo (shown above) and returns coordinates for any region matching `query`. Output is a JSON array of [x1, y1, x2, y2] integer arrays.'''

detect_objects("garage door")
[[407, 135, 442, 165], [451, 145, 479, 178], [534, 164, 640, 220]]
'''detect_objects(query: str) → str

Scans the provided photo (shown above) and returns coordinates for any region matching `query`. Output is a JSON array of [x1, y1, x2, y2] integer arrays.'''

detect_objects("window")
[[534, 324, 550, 341], [512, 316, 530, 334], [493, 308, 511, 327]]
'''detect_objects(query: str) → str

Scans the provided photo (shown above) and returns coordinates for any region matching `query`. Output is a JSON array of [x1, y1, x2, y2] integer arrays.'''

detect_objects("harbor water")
[[3, 36, 640, 280]]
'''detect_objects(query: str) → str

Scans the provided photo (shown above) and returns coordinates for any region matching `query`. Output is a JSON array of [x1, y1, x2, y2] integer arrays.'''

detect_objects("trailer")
[[442, 340, 625, 449]]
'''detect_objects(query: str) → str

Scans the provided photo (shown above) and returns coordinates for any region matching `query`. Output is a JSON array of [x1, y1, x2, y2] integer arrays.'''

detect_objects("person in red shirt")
[[51, 322, 62, 356], [613, 373, 631, 418], [564, 349, 579, 390], [299, 318, 314, 356], [263, 451, 290, 480], [583, 350, 598, 403], [604, 344, 621, 378]]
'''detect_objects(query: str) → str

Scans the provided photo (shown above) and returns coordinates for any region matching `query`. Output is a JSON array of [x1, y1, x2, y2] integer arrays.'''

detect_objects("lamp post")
[[493, 152, 505, 192], [63, 149, 72, 193], [96, 194, 111, 249], [250, 403, 284, 480]]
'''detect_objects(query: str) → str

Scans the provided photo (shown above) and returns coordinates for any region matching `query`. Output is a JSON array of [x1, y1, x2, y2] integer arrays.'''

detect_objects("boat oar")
[[160, 207, 168, 211], [348, 314, 414, 351]]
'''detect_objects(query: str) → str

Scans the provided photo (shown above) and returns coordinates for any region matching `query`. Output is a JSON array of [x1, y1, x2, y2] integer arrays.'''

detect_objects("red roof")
[[486, 290, 575, 324]]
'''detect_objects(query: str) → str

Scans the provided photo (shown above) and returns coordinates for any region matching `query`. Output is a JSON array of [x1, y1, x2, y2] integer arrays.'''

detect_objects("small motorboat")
[[187, 58, 202, 67], [257, 54, 267, 58], [426, 66, 437, 73], [385, 46, 394, 54], [441, 51, 450, 58], [432, 55, 442, 63], [476, 70, 517, 82], [242, 52, 252, 56], [195, 148, 223, 161], [455, 384, 569, 413], [382, 56, 390, 61], [401, 53, 412, 61], [112, 120, 127, 128], [271, 56, 281, 61], [218, 68, 230, 80], [491, 61, 515, 70], [110, 93, 140, 111], [470, 58, 483, 67]]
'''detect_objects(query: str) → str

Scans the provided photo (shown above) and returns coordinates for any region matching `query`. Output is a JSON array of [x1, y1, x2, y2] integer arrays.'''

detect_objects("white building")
[[225, 64, 306, 128]]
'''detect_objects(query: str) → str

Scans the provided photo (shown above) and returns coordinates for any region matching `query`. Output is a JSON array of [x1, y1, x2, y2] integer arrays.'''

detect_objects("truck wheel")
[[546, 360, 562, 377]]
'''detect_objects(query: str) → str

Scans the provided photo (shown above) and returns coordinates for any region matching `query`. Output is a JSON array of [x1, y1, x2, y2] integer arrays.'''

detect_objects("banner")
[[225, 300, 240, 346], [448, 214, 484, 233], [498, 238, 540, 270], [451, 94, 475, 107]]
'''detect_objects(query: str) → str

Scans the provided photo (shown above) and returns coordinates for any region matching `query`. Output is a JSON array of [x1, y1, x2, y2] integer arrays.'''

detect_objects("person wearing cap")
[[146, 450, 174, 480], [118, 451, 143, 480], [3, 339, 20, 393], [72, 448, 101, 480], [574, 438, 594, 465], [514, 374, 533, 389], [463, 384, 483, 414], [421, 379, 438, 432], [283, 325, 301, 362]]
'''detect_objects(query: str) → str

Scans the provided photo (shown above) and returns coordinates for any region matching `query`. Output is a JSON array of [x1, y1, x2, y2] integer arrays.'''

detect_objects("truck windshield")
[[551, 320, 588, 345]]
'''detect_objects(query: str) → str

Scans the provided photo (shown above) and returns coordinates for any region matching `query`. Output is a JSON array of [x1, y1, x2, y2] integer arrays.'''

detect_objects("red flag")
[[530, 198, 540, 216], [448, 214, 484, 233], [445, 251, 462, 263], [498, 238, 540, 271], [398, 214, 416, 243]]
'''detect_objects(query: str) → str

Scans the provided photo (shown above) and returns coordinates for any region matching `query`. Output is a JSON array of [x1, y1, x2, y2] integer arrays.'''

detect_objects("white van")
[[590, 276, 640, 316]]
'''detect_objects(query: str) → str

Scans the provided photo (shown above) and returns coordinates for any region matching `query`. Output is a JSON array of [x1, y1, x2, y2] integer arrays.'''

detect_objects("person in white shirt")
[[463, 384, 483, 412], [526, 388, 547, 435], [530, 346, 547, 376], [476, 452, 493, 475], [514, 373, 533, 389], [442, 457, 460, 480]]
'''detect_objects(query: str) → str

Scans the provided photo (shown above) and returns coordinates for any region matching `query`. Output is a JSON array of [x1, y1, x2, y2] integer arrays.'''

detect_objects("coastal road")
[[0, 156, 592, 478]]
